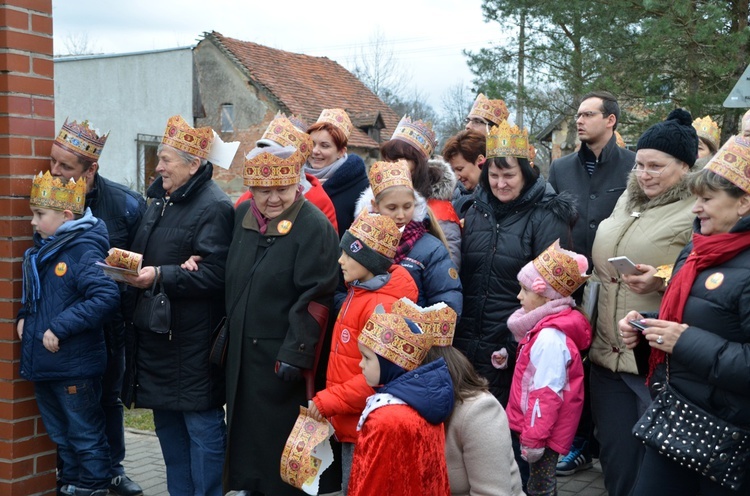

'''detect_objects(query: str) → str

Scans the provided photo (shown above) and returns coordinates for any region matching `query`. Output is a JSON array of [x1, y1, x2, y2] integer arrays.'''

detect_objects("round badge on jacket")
[[278, 220, 293, 234], [54, 262, 67, 277], [704, 272, 724, 290]]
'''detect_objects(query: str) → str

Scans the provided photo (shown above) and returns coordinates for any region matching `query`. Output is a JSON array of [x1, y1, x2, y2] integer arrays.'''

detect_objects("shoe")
[[556, 443, 593, 476], [109, 475, 144, 496], [59, 485, 109, 496]]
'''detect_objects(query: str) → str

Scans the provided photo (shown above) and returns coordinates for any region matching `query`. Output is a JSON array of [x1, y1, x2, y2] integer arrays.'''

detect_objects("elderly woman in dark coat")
[[224, 145, 340, 495]]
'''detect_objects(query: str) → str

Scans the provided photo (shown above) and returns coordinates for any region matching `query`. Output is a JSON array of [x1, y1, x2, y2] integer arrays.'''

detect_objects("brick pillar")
[[0, 1, 57, 494]]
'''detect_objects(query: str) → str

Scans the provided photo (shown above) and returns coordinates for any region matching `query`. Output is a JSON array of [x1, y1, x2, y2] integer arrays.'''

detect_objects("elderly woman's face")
[[634, 149, 689, 199], [692, 189, 749, 236], [251, 185, 297, 219], [488, 157, 524, 203], [309, 130, 343, 169], [156, 146, 199, 193]]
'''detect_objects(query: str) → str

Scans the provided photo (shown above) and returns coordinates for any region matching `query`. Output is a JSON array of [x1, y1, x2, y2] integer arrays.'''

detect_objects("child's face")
[[371, 187, 415, 229], [338, 250, 373, 284], [358, 342, 381, 387], [517, 283, 549, 312], [31, 207, 68, 239]]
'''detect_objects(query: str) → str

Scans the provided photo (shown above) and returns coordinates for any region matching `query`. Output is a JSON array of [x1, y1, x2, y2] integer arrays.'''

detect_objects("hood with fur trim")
[[355, 185, 430, 223], [428, 158, 457, 201]]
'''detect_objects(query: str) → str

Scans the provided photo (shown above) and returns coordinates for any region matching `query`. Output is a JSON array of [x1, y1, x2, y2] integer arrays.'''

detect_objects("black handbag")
[[132, 267, 171, 335]]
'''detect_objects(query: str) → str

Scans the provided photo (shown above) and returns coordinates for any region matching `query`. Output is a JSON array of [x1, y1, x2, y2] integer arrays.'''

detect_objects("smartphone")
[[629, 320, 647, 332], [608, 256, 640, 276]]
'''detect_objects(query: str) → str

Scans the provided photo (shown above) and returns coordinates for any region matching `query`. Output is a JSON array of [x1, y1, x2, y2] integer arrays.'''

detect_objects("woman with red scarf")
[[620, 136, 750, 496]]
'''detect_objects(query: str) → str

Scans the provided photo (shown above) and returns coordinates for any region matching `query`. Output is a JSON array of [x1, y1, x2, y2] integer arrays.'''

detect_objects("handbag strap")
[[150, 266, 164, 294], [225, 240, 273, 320]]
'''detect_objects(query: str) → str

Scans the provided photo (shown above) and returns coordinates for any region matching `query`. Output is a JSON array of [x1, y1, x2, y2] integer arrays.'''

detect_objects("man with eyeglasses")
[[464, 93, 510, 135]]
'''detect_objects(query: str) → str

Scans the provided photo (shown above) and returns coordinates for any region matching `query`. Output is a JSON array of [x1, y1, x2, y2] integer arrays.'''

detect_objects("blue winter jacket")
[[379, 358, 455, 425]]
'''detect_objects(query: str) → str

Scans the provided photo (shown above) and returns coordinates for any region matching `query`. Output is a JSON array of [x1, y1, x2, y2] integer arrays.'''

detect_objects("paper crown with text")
[[468, 93, 510, 125], [368, 160, 413, 197], [347, 211, 401, 259], [358, 308, 432, 371], [706, 135, 750, 194], [244, 146, 306, 187], [54, 119, 109, 162], [161, 115, 214, 159], [692, 116, 721, 151], [391, 298, 457, 347], [390, 115, 437, 158], [486, 121, 530, 159], [30, 171, 86, 215], [257, 113, 313, 159], [317, 108, 353, 139], [527, 239, 590, 298]]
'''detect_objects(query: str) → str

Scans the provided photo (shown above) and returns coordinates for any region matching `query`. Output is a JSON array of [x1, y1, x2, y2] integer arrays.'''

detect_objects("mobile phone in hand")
[[629, 320, 647, 332], [608, 256, 640, 276]]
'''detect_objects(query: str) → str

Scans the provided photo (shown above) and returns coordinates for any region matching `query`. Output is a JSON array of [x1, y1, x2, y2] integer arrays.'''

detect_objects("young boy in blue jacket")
[[17, 172, 120, 496]]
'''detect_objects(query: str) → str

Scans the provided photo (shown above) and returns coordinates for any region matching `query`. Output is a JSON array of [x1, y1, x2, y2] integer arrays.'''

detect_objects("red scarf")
[[648, 229, 750, 381], [393, 220, 427, 264]]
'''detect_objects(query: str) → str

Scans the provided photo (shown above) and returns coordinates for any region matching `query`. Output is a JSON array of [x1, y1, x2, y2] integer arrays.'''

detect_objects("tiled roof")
[[205, 31, 400, 150]]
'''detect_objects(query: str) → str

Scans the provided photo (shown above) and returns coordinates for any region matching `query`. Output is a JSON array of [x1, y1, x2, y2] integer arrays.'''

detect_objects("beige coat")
[[587, 175, 694, 374]]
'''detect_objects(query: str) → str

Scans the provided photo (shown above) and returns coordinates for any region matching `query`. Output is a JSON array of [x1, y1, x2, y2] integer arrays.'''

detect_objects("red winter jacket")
[[312, 265, 418, 442]]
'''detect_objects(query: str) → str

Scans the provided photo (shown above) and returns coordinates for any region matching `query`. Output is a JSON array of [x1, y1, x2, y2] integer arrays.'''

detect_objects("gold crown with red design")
[[615, 131, 626, 148], [692, 116, 721, 151], [368, 160, 413, 197], [391, 298, 457, 347], [244, 147, 306, 187], [258, 113, 313, 159], [391, 115, 437, 158], [706, 135, 750, 194], [30, 171, 87, 215], [358, 311, 432, 371], [487, 121, 530, 159], [317, 108, 353, 139], [280, 406, 331, 491], [55, 119, 109, 161], [468, 93, 510, 125], [531, 240, 590, 298], [162, 115, 214, 159], [348, 211, 401, 259]]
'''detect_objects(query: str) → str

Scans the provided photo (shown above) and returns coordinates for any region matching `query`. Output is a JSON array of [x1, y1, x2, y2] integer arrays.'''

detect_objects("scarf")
[[507, 297, 576, 342], [647, 229, 750, 382], [250, 185, 304, 234], [393, 220, 427, 264], [304, 153, 348, 183]]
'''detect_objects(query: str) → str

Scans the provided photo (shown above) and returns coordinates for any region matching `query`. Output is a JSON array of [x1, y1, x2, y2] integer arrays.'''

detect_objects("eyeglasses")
[[575, 111, 606, 120], [632, 159, 676, 177], [464, 117, 489, 126]]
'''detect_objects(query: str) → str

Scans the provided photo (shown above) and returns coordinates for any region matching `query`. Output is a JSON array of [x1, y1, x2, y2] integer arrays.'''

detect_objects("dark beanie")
[[636, 108, 698, 167], [340, 231, 392, 276]]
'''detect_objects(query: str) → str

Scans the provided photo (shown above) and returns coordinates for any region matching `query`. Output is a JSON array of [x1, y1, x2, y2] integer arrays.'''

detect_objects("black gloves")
[[275, 361, 303, 381]]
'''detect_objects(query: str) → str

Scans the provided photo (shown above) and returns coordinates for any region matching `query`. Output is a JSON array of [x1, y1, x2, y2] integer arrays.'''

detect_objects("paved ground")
[[123, 429, 607, 496]]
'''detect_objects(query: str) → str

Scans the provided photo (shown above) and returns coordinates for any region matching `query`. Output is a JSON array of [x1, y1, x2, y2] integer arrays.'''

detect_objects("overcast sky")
[[51, 0, 503, 110]]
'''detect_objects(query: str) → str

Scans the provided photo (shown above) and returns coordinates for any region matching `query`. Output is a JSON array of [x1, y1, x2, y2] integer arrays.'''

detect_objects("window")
[[221, 103, 234, 133]]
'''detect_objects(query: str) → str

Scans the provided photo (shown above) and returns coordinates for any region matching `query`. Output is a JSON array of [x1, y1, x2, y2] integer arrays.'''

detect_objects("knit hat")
[[340, 212, 401, 276], [517, 240, 589, 299], [636, 109, 699, 167], [358, 306, 432, 374]]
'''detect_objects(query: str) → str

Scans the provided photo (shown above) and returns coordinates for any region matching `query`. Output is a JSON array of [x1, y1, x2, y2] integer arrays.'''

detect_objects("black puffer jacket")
[[320, 153, 369, 238], [455, 177, 577, 405], [128, 163, 233, 411]]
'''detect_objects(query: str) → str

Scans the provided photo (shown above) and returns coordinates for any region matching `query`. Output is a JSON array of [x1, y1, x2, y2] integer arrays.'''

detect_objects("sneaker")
[[556, 444, 593, 476], [109, 475, 144, 496]]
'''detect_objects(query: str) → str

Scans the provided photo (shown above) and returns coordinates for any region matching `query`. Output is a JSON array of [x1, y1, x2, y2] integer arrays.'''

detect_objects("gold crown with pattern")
[[533, 240, 590, 297], [706, 135, 750, 194], [391, 115, 437, 158], [162, 115, 214, 159], [615, 131, 626, 148], [391, 298, 457, 347], [487, 121, 530, 159], [358, 311, 432, 371], [468, 93, 510, 125], [317, 108, 353, 139], [692, 116, 721, 151], [259, 113, 313, 159], [348, 211, 401, 259], [369, 160, 413, 197], [55, 119, 109, 161], [30, 171, 86, 215], [244, 149, 306, 187]]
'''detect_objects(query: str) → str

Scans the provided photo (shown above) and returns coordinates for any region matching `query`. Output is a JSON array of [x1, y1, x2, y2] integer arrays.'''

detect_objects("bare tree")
[[58, 32, 100, 56], [349, 28, 412, 108], [438, 82, 473, 143]]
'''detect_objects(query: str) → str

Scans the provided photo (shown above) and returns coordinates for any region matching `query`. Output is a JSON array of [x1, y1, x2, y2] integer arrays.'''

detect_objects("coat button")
[[589, 222, 597, 229], [589, 194, 597, 200], [299, 343, 306, 351], [267, 238, 272, 243]]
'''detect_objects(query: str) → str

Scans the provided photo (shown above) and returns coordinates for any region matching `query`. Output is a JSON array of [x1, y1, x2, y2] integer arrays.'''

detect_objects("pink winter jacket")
[[506, 308, 591, 456]]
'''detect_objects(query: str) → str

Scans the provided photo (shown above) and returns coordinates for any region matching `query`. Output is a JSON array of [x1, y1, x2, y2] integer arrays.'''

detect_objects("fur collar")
[[625, 172, 693, 212], [428, 158, 457, 201], [355, 186, 429, 222]]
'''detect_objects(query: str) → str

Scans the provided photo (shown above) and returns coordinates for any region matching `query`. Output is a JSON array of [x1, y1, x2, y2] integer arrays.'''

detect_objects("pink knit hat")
[[517, 240, 589, 299]]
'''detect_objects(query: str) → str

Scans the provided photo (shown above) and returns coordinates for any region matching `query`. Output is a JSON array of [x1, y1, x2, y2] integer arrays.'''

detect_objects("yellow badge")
[[705, 272, 724, 290], [448, 268, 458, 280], [54, 262, 67, 277], [278, 220, 292, 234]]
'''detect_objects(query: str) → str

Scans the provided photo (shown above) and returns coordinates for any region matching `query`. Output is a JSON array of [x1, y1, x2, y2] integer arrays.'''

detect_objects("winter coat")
[[428, 158, 462, 269], [128, 163, 233, 411], [86, 173, 145, 251], [506, 308, 591, 455], [456, 177, 577, 405], [588, 175, 694, 375], [548, 133, 635, 261], [452, 182, 476, 219], [312, 265, 417, 443], [19, 211, 120, 381], [320, 153, 369, 237], [445, 392, 525, 496], [349, 358, 454, 496]]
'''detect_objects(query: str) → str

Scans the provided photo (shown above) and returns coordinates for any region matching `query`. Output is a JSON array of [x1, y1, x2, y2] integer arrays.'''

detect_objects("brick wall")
[[0, 1, 57, 494]]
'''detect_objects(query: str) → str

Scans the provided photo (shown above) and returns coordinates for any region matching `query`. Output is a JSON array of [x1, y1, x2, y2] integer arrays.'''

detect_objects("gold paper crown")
[[30, 171, 86, 215], [358, 311, 432, 371], [706, 135, 750, 194], [280, 406, 330, 491], [468, 93, 510, 125], [259, 113, 314, 159], [317, 108, 353, 139], [162, 115, 214, 159], [487, 121, 530, 159], [368, 160, 413, 197], [692, 116, 721, 151], [391, 298, 457, 347], [615, 131, 626, 148], [348, 212, 401, 259], [391, 115, 437, 158], [244, 149, 306, 187], [533, 240, 590, 297], [288, 114, 308, 132], [55, 119, 108, 162]]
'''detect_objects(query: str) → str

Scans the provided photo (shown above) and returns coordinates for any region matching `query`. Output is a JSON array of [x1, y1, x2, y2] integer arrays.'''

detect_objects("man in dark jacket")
[[50, 119, 145, 496]]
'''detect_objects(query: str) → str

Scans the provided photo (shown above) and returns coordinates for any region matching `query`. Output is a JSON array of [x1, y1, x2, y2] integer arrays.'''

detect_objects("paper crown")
[[369, 160, 413, 197], [706, 135, 750, 194], [244, 148, 306, 187], [532, 240, 590, 297], [615, 131, 626, 148], [693, 116, 721, 151], [391, 115, 437, 158], [468, 93, 510, 125], [288, 114, 308, 132], [280, 406, 333, 492], [55, 119, 108, 162], [391, 298, 457, 347], [258, 113, 314, 159], [348, 212, 401, 259], [30, 171, 86, 215], [358, 311, 432, 371], [487, 121, 530, 159], [162, 115, 214, 160], [317, 108, 353, 139]]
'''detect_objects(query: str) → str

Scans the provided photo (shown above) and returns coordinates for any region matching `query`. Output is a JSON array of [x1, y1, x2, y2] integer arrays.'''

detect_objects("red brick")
[[30, 56, 52, 78], [0, 397, 39, 421], [0, 417, 34, 440], [0, 8, 30, 31], [30, 14, 51, 35], [0, 471, 57, 496], [0, 95, 32, 115], [31, 97, 53, 118], [0, 157, 47, 175], [0, 342, 19, 361], [0, 278, 24, 298], [0, 52, 30, 73], [0, 219, 31, 237], [0, 380, 33, 403], [0, 138, 32, 156], [0, 116, 54, 138], [33, 136, 52, 155], [1, 0, 51, 16], [0, 74, 53, 96], [0, 197, 34, 219], [0, 259, 24, 279], [0, 433, 55, 458], [0, 457, 34, 479], [0, 30, 53, 55]]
